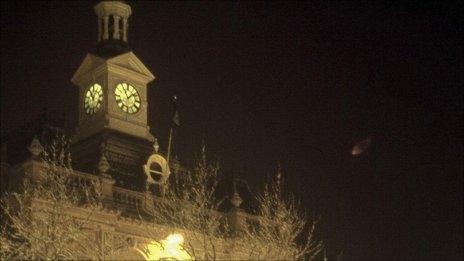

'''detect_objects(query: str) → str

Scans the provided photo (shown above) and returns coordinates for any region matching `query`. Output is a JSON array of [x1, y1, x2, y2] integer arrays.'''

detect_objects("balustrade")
[[113, 186, 145, 210]]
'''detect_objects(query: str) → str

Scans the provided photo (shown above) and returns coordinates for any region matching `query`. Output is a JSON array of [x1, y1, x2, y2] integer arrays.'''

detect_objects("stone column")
[[100, 176, 115, 205], [228, 191, 246, 236], [98, 153, 115, 204], [113, 15, 121, 40], [102, 16, 109, 40], [122, 17, 128, 42], [228, 208, 247, 236], [97, 18, 102, 42], [143, 190, 154, 214]]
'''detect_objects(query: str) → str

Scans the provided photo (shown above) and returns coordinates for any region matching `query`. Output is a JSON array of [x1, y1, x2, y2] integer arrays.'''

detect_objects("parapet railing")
[[112, 186, 144, 209], [68, 168, 150, 213], [69, 169, 100, 184], [17, 159, 258, 233]]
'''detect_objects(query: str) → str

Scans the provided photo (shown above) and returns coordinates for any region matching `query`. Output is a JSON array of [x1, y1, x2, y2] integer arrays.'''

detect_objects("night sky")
[[1, 1, 462, 260]]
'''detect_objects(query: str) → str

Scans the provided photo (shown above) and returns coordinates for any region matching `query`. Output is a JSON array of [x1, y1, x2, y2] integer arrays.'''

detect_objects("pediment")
[[71, 54, 106, 84], [71, 52, 155, 85], [107, 52, 155, 82]]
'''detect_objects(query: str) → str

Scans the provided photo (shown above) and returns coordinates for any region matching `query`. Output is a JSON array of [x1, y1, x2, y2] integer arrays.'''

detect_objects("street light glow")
[[146, 233, 193, 260]]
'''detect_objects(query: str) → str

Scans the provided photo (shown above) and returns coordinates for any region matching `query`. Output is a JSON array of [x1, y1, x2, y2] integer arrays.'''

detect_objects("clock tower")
[[71, 0, 156, 189]]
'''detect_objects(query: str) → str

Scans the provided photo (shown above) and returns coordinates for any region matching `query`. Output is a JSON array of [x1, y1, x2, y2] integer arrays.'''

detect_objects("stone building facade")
[[1, 1, 255, 260]]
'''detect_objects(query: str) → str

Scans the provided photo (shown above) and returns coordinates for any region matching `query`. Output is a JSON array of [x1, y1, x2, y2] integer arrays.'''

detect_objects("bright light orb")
[[146, 233, 193, 260], [166, 233, 184, 245]]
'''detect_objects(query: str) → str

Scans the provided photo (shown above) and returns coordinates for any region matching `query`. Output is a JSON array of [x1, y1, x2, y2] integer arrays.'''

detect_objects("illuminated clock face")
[[115, 83, 141, 114], [84, 83, 103, 115]]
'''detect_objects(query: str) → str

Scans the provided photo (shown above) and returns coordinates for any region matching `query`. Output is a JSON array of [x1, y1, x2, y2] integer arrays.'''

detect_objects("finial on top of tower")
[[28, 135, 44, 160], [98, 152, 111, 176], [94, 0, 132, 57], [230, 180, 243, 208], [153, 138, 160, 154]]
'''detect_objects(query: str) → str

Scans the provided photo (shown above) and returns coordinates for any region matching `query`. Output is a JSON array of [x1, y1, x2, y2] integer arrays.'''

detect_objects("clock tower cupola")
[[94, 0, 131, 58], [70, 0, 158, 190]]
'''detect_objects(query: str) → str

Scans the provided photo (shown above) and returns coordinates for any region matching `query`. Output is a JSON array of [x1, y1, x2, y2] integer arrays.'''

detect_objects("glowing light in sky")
[[351, 137, 372, 156], [146, 233, 193, 260]]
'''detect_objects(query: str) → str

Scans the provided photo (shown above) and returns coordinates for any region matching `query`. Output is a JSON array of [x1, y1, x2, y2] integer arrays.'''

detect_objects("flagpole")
[[167, 127, 173, 164], [166, 95, 178, 164]]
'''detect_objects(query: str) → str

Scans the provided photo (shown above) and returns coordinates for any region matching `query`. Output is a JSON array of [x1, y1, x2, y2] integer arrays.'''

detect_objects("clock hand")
[[125, 90, 131, 104]]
